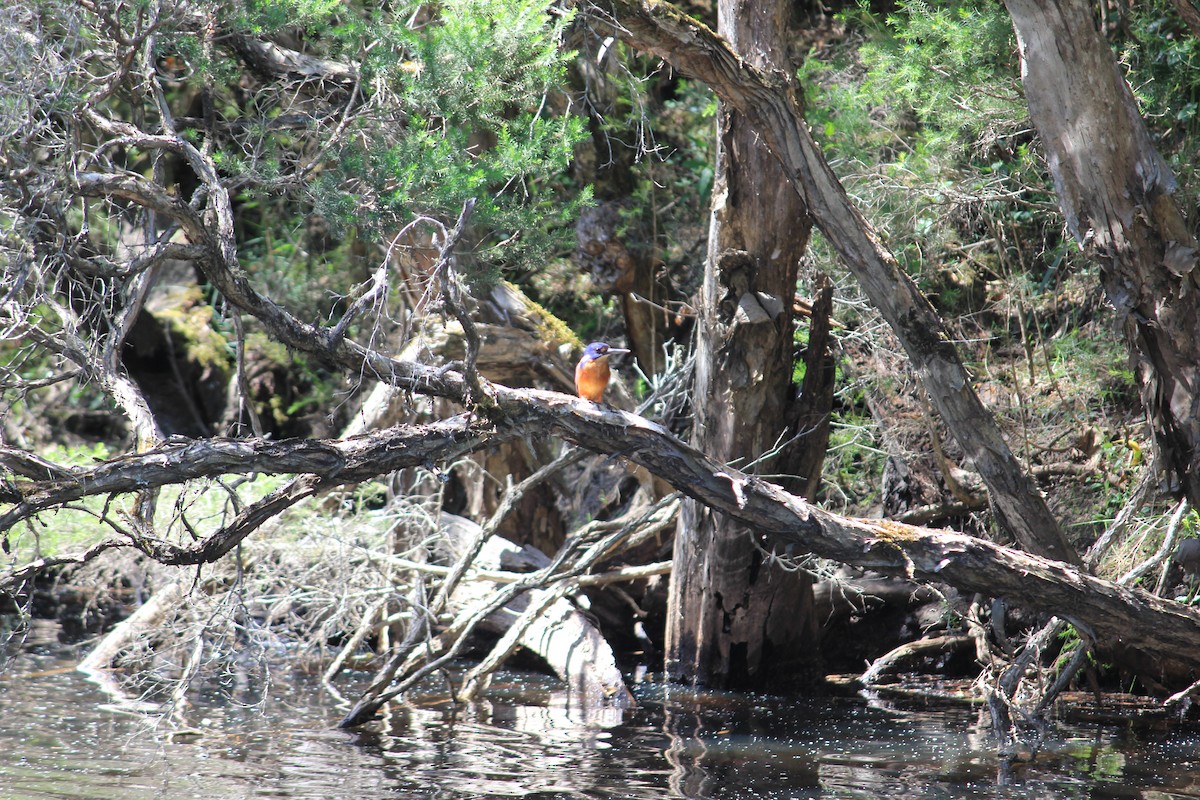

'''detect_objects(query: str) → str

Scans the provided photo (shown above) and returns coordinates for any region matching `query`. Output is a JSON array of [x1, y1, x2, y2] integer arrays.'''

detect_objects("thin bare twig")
[[1120, 497, 1189, 587], [432, 199, 488, 406], [430, 446, 585, 615]]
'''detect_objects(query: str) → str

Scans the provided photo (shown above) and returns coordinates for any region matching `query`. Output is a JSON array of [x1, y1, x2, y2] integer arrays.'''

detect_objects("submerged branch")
[[340, 495, 675, 726]]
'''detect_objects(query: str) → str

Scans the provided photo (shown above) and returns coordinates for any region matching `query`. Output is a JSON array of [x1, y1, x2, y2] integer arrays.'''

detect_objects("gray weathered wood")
[[1004, 0, 1200, 509], [667, 0, 822, 691], [439, 513, 634, 706]]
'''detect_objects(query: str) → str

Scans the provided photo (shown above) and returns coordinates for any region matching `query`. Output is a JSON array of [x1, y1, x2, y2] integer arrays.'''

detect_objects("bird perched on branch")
[[575, 341, 630, 404]]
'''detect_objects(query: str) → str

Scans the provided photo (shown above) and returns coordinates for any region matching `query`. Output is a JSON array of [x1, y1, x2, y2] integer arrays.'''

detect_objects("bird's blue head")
[[580, 341, 630, 364]]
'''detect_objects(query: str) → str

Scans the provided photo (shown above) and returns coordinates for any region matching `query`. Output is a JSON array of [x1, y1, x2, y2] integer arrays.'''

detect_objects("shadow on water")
[[3, 619, 1200, 799]]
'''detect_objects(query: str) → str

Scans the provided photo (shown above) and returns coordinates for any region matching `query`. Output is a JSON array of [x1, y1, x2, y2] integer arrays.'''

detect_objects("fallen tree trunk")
[[495, 389, 1200, 688], [438, 512, 634, 707], [12, 384, 1200, 689]]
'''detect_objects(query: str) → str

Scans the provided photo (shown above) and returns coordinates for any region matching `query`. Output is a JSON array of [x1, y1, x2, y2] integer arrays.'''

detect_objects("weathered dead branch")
[[446, 507, 663, 704], [9, 383, 1200, 694], [1, 416, 510, 573], [974, 490, 1183, 754], [1126, 498, 1189, 591], [331, 447, 587, 712], [859, 634, 973, 687], [1084, 467, 1156, 572]]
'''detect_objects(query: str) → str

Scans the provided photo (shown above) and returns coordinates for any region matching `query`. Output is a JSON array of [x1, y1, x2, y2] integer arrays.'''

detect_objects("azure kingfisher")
[[575, 341, 630, 403]]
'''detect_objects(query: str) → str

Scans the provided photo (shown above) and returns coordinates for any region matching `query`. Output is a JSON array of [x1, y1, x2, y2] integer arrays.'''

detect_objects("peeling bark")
[[1004, 0, 1200, 508], [666, 0, 822, 692]]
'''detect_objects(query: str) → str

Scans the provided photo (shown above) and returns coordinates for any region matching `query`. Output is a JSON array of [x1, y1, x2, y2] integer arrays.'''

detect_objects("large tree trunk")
[[666, 0, 823, 691], [1004, 0, 1200, 508], [587, 0, 1080, 567]]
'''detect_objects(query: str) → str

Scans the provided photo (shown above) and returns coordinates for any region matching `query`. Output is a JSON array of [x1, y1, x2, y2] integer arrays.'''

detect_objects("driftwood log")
[[437, 512, 634, 706]]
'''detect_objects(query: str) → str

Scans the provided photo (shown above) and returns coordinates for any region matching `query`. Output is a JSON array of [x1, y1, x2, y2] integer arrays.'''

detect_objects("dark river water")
[[3, 620, 1200, 799]]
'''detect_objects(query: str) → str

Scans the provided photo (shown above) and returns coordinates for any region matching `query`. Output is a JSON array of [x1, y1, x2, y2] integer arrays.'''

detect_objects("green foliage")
[[313, 0, 590, 288], [144, 0, 589, 315], [837, 1, 1023, 156], [1121, 4, 1200, 128], [238, 0, 344, 34], [1117, 1, 1200, 224], [799, 0, 1069, 314], [1046, 327, 1137, 410], [792, 325, 809, 386]]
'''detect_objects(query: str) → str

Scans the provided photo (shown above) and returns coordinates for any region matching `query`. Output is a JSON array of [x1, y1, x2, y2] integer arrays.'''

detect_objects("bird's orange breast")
[[575, 357, 612, 403]]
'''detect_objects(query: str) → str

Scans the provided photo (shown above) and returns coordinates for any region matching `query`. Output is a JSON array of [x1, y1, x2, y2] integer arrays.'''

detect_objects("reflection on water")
[[2, 620, 1200, 800]]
